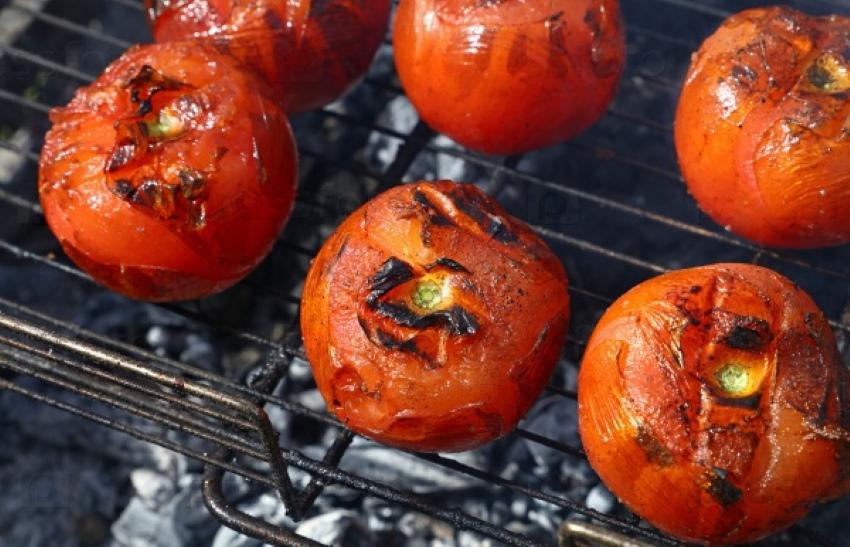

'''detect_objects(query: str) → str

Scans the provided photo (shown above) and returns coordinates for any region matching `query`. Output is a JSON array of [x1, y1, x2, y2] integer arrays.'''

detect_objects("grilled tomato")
[[39, 42, 298, 302], [675, 7, 850, 248], [301, 181, 570, 452], [393, 0, 625, 155], [144, 0, 392, 113], [578, 264, 850, 544]]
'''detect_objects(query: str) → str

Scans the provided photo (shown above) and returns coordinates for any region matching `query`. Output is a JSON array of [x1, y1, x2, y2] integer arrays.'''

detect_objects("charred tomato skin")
[[144, 0, 392, 113], [578, 264, 850, 545], [675, 7, 850, 248], [39, 41, 298, 302], [301, 181, 570, 452], [393, 0, 625, 155]]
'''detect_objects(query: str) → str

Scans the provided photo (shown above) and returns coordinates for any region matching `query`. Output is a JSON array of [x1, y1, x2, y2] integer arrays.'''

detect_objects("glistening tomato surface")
[[578, 264, 850, 545], [39, 42, 298, 302], [301, 181, 570, 452], [393, 0, 625, 155], [675, 7, 850, 248], [144, 0, 391, 113]]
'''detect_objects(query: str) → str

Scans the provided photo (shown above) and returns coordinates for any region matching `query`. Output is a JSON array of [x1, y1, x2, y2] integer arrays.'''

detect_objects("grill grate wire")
[[0, 1, 848, 546]]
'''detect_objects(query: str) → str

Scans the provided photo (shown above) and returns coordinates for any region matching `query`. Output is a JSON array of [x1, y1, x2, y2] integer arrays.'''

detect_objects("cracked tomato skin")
[[144, 0, 391, 113], [578, 264, 850, 545], [39, 42, 298, 302], [393, 0, 625, 155], [301, 181, 570, 452], [675, 7, 850, 248]]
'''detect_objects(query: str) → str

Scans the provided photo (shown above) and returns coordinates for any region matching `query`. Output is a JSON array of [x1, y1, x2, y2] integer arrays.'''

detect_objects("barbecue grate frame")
[[0, 1, 849, 546]]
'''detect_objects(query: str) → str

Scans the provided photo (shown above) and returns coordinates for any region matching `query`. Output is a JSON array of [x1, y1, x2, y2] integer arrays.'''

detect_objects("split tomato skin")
[[675, 7, 850, 248], [39, 42, 298, 302], [393, 0, 625, 155], [578, 264, 850, 545], [301, 181, 570, 452], [144, 0, 392, 113]]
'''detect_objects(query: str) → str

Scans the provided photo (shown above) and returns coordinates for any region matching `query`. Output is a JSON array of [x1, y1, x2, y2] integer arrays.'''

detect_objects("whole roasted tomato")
[[578, 264, 850, 544], [39, 42, 298, 302], [676, 7, 850, 248], [301, 181, 570, 452], [144, 0, 392, 113], [393, 0, 625, 155]]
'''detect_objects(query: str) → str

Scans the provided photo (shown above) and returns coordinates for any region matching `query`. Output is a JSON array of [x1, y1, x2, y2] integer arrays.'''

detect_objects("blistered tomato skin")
[[301, 181, 570, 452], [676, 7, 850, 248], [393, 0, 625, 155], [39, 42, 298, 302], [578, 264, 850, 545], [144, 0, 392, 113]]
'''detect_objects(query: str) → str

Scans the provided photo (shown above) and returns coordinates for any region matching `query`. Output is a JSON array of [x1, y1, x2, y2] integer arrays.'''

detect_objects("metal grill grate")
[[0, 0, 849, 546]]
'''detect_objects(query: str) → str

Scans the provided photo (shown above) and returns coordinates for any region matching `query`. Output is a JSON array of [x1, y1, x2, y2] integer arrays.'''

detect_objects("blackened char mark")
[[720, 316, 772, 351], [706, 471, 742, 507], [125, 64, 187, 118], [711, 392, 762, 410], [106, 141, 138, 172], [425, 258, 470, 274], [635, 425, 674, 467], [375, 329, 418, 353], [314, 3, 370, 78], [413, 190, 455, 247], [369, 300, 420, 325], [449, 188, 486, 224], [413, 190, 453, 226], [448, 188, 519, 245], [366, 257, 414, 306], [371, 301, 479, 337], [488, 216, 519, 243], [113, 179, 134, 199], [374, 329, 436, 367]]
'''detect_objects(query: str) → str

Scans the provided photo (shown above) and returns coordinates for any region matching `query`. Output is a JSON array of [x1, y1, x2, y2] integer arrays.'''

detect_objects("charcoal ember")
[[362, 498, 403, 533], [179, 334, 217, 368], [210, 493, 295, 547], [397, 512, 455, 547], [520, 396, 581, 468], [558, 458, 596, 498], [0, 377, 188, 471], [74, 294, 181, 344], [146, 326, 171, 356], [287, 357, 314, 382], [365, 95, 417, 169], [131, 469, 176, 510], [295, 510, 374, 546], [0, 449, 122, 547], [504, 520, 558, 547], [221, 473, 252, 504], [585, 484, 616, 515], [342, 439, 480, 491], [112, 475, 216, 547], [457, 531, 500, 547], [111, 498, 183, 547]]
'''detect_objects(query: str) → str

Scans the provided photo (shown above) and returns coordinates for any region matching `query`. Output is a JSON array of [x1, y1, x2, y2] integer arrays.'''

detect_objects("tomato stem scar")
[[413, 279, 442, 310], [145, 108, 184, 140], [805, 53, 850, 93], [715, 363, 749, 395]]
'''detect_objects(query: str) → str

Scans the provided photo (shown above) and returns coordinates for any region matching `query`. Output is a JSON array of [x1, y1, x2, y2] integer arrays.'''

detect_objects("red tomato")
[[676, 7, 850, 248], [144, 0, 392, 113], [393, 0, 625, 155], [301, 181, 570, 452], [39, 42, 298, 302], [579, 264, 850, 544]]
